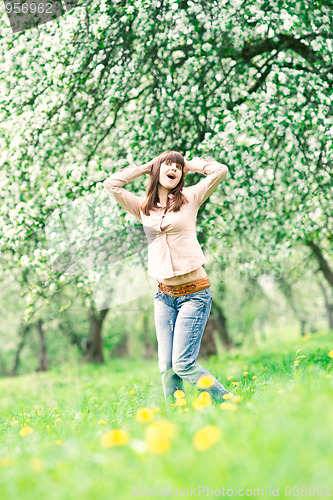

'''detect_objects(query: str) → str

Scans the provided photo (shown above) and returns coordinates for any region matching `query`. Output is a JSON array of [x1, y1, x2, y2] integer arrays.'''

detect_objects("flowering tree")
[[1, 0, 332, 364]]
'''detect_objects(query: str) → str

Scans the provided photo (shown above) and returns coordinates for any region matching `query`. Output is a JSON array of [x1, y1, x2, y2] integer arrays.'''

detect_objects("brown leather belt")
[[158, 277, 210, 297]]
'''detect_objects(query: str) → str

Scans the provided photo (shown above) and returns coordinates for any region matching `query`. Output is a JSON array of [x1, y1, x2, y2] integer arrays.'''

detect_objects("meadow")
[[0, 330, 332, 500]]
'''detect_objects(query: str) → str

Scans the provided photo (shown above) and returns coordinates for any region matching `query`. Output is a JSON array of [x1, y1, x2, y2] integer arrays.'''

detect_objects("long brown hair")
[[141, 150, 189, 216]]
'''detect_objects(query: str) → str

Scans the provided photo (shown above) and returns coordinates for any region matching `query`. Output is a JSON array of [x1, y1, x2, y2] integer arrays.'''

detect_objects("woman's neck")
[[158, 185, 171, 207]]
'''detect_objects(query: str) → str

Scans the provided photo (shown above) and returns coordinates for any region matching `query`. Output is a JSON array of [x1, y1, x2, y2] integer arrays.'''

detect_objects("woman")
[[103, 150, 232, 408]]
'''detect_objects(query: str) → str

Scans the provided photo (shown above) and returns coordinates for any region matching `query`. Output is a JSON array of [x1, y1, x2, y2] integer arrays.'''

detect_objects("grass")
[[0, 331, 332, 500]]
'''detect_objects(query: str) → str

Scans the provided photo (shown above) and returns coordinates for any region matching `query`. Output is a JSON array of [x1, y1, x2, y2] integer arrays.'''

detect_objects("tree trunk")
[[36, 319, 48, 371], [199, 317, 218, 357], [110, 332, 129, 357], [86, 305, 109, 363], [142, 310, 156, 360], [11, 322, 31, 376], [305, 239, 333, 288], [316, 277, 333, 331], [211, 301, 236, 350]]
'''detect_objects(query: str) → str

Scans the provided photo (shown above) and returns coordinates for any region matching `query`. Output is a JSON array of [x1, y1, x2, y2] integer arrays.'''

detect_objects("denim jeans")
[[153, 286, 230, 407]]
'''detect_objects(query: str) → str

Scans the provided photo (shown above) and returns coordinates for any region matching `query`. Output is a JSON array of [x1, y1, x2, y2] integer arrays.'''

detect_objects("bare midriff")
[[158, 266, 208, 286]]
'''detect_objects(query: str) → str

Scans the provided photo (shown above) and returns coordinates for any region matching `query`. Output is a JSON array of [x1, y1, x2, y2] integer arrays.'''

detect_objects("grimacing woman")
[[103, 150, 232, 408]]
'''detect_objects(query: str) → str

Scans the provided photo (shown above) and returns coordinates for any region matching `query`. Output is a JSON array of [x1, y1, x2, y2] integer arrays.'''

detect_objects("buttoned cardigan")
[[103, 161, 228, 280]]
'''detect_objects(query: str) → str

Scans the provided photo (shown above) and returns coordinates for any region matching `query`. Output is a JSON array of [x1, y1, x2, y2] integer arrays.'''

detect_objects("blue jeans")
[[153, 286, 230, 407]]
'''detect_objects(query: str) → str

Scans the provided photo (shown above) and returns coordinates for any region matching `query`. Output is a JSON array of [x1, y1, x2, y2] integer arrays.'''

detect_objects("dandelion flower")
[[175, 398, 186, 407], [1, 457, 15, 467], [54, 418, 62, 423], [56, 440, 62, 445], [129, 390, 136, 395], [222, 393, 234, 400], [173, 390, 185, 399], [328, 350, 333, 358], [145, 420, 175, 454], [30, 458, 45, 472], [252, 376, 257, 379], [243, 371, 249, 375], [193, 391, 212, 410], [227, 376, 233, 380], [19, 426, 34, 437], [232, 381, 239, 386], [197, 375, 214, 389], [101, 429, 129, 448], [135, 408, 155, 422], [98, 419, 107, 425], [220, 402, 237, 411], [193, 425, 221, 450], [233, 396, 242, 403]]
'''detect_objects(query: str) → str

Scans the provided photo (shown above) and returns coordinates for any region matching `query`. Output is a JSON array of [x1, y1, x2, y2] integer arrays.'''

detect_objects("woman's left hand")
[[183, 159, 191, 177]]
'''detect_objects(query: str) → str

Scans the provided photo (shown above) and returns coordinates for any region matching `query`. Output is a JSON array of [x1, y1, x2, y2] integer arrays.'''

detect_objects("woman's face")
[[158, 159, 183, 189]]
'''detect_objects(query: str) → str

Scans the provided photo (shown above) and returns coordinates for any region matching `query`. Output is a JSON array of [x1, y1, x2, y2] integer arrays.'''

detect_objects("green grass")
[[0, 331, 332, 500]]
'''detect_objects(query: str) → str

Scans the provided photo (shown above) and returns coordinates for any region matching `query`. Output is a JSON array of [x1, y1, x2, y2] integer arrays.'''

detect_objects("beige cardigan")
[[103, 161, 228, 280]]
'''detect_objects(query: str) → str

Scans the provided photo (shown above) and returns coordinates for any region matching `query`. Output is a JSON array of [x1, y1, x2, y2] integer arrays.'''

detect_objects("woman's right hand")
[[145, 156, 159, 175]]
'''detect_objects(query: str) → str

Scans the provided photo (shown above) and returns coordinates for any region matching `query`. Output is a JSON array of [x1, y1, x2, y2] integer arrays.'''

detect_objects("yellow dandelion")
[[135, 408, 155, 422], [197, 374, 214, 389], [233, 396, 242, 403], [193, 425, 221, 451], [98, 419, 107, 425], [45, 425, 50, 429], [184, 408, 189, 412], [193, 391, 212, 410], [145, 420, 175, 454], [276, 389, 284, 394], [52, 407, 58, 411], [101, 429, 129, 448], [54, 418, 62, 423], [294, 360, 300, 366], [25, 418, 31, 422], [173, 390, 185, 399], [325, 374, 331, 378], [220, 402, 238, 411], [227, 376, 233, 380], [175, 397, 187, 407], [129, 390, 136, 395], [222, 393, 234, 400], [232, 381, 239, 386], [1, 457, 15, 467], [243, 371, 249, 375], [30, 458, 45, 472], [19, 426, 34, 437], [56, 440, 62, 445], [328, 350, 333, 359], [252, 376, 257, 379]]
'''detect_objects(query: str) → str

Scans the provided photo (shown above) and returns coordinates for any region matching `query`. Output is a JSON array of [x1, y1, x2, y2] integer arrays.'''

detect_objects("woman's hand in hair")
[[145, 156, 159, 175], [183, 159, 191, 178]]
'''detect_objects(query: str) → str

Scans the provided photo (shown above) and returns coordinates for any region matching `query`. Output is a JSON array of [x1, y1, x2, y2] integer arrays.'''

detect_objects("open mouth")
[[167, 173, 176, 179]]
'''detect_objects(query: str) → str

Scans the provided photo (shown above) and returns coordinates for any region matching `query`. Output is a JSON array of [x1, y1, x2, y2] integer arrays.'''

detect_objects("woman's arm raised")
[[185, 156, 229, 207], [103, 158, 156, 221]]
